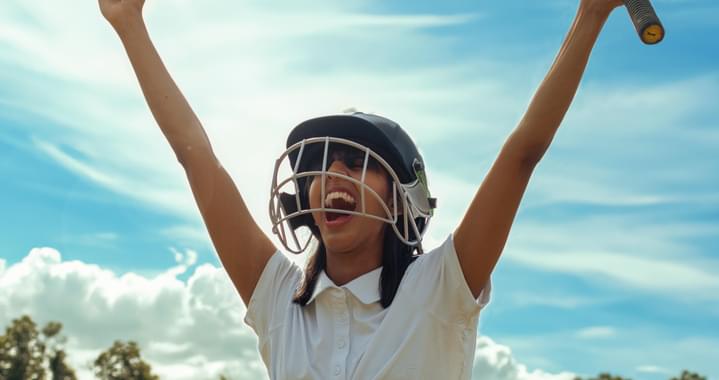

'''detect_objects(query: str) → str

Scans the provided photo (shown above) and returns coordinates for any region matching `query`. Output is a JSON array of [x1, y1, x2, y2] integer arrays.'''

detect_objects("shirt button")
[[338, 339, 346, 348], [334, 365, 341, 376]]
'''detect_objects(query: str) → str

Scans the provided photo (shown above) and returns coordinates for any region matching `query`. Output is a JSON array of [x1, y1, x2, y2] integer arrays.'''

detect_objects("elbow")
[[174, 145, 193, 168], [174, 142, 216, 170], [520, 143, 547, 168], [506, 132, 549, 169]]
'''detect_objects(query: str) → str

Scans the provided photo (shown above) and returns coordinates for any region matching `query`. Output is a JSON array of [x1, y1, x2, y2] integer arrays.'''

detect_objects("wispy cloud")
[[0, 0, 489, 234], [508, 292, 601, 309], [576, 326, 617, 339], [636, 365, 672, 375], [509, 237, 719, 300], [32, 137, 197, 219], [55, 232, 119, 249], [160, 225, 213, 249]]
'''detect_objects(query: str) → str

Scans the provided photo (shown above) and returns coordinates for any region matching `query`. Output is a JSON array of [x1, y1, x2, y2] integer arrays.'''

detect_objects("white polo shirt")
[[244, 233, 491, 380]]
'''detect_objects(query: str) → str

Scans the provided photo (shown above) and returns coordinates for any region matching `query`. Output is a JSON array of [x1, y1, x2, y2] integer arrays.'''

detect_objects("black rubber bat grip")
[[623, 0, 665, 44]]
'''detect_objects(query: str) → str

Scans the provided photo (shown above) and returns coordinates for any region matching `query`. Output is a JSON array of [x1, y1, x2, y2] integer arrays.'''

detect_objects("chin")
[[320, 233, 358, 254], [322, 226, 384, 254]]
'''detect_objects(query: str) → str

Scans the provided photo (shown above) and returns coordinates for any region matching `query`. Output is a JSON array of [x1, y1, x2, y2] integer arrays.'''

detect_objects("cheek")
[[363, 176, 392, 210], [307, 177, 320, 208]]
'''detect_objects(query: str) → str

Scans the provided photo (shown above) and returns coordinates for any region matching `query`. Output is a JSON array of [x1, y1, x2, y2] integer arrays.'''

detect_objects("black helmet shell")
[[287, 112, 425, 185]]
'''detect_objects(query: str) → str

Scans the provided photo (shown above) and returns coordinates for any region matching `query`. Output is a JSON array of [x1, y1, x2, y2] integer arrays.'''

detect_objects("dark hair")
[[291, 172, 421, 308]]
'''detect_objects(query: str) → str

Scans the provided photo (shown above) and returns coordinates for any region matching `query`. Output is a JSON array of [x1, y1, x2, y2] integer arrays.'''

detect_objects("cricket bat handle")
[[623, 0, 665, 44]]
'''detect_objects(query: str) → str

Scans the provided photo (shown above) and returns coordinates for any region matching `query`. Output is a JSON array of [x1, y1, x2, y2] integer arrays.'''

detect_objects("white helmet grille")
[[269, 136, 432, 254]]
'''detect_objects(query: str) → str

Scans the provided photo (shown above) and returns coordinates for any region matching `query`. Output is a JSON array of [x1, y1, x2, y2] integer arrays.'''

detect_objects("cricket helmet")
[[269, 111, 437, 254]]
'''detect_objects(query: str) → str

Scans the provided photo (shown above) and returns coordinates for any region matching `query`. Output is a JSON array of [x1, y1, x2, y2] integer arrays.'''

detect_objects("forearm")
[[511, 4, 612, 162], [115, 17, 213, 165]]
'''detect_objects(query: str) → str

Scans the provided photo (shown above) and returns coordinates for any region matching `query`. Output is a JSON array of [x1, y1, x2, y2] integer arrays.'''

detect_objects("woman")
[[99, 0, 625, 378]]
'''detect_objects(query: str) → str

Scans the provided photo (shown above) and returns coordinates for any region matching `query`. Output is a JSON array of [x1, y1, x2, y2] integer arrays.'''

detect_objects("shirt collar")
[[307, 266, 382, 305]]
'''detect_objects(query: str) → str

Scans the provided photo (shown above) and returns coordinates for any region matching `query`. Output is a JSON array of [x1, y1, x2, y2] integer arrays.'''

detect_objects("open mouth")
[[324, 191, 357, 224]]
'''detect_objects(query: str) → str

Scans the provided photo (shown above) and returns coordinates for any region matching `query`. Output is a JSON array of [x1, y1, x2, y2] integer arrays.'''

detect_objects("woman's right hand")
[[99, 0, 145, 32]]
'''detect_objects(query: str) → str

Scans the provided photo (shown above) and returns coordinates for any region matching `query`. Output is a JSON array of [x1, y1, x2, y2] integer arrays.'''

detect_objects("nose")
[[326, 158, 350, 179]]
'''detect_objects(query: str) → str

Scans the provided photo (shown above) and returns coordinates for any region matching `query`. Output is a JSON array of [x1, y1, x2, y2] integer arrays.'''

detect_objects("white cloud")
[[509, 292, 600, 309], [575, 326, 617, 339], [4, 0, 716, 283], [473, 336, 575, 380], [160, 224, 213, 249], [0, 247, 264, 379], [636, 365, 672, 375], [31, 136, 197, 220], [508, 244, 719, 299], [170, 247, 198, 267], [0, 0, 493, 238], [500, 209, 719, 301], [0, 248, 575, 380]]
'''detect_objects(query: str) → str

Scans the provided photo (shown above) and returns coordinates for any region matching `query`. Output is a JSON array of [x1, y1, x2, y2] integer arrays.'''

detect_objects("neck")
[[324, 232, 384, 286]]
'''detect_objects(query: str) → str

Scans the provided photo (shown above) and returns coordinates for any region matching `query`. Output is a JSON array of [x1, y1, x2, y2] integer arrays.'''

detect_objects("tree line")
[[0, 315, 709, 379], [0, 315, 156, 380], [574, 372, 708, 380]]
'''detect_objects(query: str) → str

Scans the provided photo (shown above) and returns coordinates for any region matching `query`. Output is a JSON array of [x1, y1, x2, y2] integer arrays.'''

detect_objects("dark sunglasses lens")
[[300, 143, 379, 172]]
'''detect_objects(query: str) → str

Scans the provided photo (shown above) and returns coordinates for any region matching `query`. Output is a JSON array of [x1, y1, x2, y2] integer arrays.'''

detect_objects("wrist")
[[578, 0, 615, 21], [576, 1, 613, 31], [111, 11, 146, 38]]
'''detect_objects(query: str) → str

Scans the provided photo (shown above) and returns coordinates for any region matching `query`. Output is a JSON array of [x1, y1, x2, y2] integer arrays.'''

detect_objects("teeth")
[[324, 191, 356, 208]]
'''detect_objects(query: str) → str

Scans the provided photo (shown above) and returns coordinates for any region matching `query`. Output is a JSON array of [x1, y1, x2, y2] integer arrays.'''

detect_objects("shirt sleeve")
[[410, 233, 492, 322], [243, 250, 302, 339]]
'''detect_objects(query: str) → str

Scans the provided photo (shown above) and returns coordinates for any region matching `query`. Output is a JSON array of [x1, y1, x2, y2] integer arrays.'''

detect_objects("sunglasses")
[[303, 143, 380, 173]]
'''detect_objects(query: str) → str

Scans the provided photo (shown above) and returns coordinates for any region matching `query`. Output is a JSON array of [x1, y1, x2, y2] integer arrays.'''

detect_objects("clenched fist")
[[580, 0, 625, 16], [99, 0, 145, 31]]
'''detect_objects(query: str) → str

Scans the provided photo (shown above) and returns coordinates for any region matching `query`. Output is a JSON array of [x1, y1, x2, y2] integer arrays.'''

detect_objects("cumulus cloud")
[[473, 336, 575, 380], [0, 247, 263, 379], [0, 248, 573, 380]]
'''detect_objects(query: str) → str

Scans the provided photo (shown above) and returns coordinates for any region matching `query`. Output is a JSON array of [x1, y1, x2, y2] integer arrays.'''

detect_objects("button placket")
[[331, 288, 349, 377]]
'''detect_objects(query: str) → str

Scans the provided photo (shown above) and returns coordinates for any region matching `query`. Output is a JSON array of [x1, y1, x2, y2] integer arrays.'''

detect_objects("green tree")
[[592, 375, 631, 380], [574, 374, 632, 380], [0, 315, 76, 380], [576, 370, 709, 380], [0, 315, 45, 380], [93, 341, 158, 380], [670, 370, 707, 380], [43, 322, 77, 380]]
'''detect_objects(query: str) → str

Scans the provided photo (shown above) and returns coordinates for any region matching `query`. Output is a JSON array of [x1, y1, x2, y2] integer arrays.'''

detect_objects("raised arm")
[[453, 0, 624, 298], [99, 0, 276, 305]]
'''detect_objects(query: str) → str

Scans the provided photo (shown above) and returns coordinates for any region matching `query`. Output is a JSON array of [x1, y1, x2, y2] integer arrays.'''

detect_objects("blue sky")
[[1, 0, 718, 379]]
